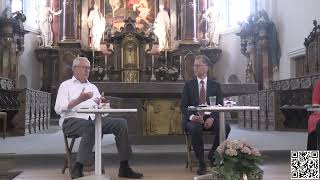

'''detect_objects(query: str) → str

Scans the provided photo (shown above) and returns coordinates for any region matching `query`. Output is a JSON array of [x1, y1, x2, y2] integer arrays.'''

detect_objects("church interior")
[[0, 0, 319, 179]]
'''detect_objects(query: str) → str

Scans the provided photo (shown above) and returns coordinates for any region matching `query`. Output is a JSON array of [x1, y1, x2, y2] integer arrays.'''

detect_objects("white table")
[[77, 108, 137, 180], [188, 106, 260, 144], [307, 107, 320, 112]]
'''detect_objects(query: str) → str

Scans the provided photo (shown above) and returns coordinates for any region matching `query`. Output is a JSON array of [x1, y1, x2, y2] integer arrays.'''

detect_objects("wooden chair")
[[62, 134, 105, 177], [185, 131, 215, 171], [316, 121, 320, 150], [0, 112, 7, 139]]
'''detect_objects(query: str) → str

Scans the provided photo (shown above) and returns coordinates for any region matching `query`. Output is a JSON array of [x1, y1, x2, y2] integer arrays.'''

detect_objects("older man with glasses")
[[181, 55, 231, 175], [55, 57, 143, 179]]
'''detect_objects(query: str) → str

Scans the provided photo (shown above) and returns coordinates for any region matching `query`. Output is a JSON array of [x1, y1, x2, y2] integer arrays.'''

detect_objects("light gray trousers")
[[62, 117, 132, 164]]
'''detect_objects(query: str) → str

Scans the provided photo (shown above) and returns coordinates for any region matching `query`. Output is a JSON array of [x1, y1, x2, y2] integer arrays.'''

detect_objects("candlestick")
[[150, 54, 156, 81], [103, 54, 109, 81], [178, 55, 183, 80]]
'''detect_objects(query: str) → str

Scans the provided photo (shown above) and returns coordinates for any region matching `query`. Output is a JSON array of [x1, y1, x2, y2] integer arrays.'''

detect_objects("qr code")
[[291, 150, 319, 179]]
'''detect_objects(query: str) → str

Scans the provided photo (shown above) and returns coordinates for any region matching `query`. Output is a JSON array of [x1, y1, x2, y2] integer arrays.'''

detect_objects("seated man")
[[55, 57, 143, 179], [180, 55, 231, 175]]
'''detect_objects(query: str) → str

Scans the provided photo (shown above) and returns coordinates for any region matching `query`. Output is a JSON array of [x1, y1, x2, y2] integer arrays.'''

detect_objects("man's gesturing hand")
[[78, 88, 93, 102]]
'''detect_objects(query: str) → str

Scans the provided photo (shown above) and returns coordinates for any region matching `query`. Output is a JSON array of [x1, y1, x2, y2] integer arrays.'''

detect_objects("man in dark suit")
[[181, 55, 231, 175]]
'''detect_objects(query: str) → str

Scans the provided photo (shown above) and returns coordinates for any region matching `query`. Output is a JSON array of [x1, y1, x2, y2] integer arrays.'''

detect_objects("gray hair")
[[195, 55, 211, 65], [72, 57, 90, 70]]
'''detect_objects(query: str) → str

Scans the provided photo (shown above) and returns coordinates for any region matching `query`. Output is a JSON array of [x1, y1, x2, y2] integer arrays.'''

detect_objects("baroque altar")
[[105, 17, 154, 82], [31, 0, 258, 144]]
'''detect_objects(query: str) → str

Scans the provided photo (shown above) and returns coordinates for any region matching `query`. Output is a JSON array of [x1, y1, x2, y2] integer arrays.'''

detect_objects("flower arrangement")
[[154, 66, 179, 81], [213, 139, 263, 180]]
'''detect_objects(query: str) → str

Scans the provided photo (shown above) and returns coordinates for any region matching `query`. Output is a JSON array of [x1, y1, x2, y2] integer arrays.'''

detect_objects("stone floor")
[[0, 124, 307, 155], [11, 151, 290, 180], [0, 124, 308, 179]]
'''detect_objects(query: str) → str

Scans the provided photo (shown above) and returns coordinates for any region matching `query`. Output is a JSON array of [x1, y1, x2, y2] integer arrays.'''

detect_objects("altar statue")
[[109, 0, 123, 17], [132, 0, 151, 25], [202, 2, 221, 47], [88, 4, 106, 50], [153, 4, 170, 51], [38, 5, 62, 47]]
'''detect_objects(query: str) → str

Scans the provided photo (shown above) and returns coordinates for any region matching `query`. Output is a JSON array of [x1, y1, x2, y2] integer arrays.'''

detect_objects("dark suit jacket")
[[180, 78, 223, 128]]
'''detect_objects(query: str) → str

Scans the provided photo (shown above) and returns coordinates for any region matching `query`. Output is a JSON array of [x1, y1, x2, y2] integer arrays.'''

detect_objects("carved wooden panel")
[[290, 78, 300, 90]]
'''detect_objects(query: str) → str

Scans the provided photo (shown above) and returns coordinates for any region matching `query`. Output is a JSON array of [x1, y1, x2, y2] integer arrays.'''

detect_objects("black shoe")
[[118, 167, 143, 179], [197, 162, 207, 175], [209, 158, 218, 167], [208, 150, 217, 167], [71, 163, 84, 179]]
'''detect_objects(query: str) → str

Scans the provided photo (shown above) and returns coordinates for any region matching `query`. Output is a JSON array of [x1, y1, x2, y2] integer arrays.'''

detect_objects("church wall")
[[0, 0, 41, 89], [17, 1, 42, 89], [17, 33, 42, 89], [214, 32, 246, 83], [265, 0, 320, 80]]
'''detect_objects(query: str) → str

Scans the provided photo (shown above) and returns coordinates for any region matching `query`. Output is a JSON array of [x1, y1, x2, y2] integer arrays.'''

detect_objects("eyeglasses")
[[76, 66, 91, 70], [193, 64, 207, 68]]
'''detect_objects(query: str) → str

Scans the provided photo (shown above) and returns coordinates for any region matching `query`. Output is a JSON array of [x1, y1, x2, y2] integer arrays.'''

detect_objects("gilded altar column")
[[61, 0, 77, 41], [51, 0, 60, 45], [198, 0, 207, 40], [181, 0, 198, 42]]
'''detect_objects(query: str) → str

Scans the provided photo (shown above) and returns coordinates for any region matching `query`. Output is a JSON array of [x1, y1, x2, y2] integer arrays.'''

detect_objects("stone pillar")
[[176, 0, 181, 40], [170, 0, 177, 48], [51, 0, 60, 45], [34, 48, 59, 92], [258, 26, 272, 90], [61, 0, 77, 41], [181, 0, 198, 42], [198, 0, 207, 40]]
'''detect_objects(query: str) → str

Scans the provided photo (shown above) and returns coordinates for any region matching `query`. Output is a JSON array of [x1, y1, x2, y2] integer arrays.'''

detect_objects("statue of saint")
[[132, 0, 151, 25], [88, 4, 106, 51], [153, 4, 170, 51], [202, 2, 221, 47], [38, 6, 62, 47]]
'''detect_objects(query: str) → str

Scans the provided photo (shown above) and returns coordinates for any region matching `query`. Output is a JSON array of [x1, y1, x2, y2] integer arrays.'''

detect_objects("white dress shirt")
[[54, 76, 101, 127]]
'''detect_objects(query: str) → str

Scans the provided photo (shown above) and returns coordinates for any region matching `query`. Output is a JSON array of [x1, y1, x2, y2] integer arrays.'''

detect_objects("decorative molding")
[[287, 47, 305, 59]]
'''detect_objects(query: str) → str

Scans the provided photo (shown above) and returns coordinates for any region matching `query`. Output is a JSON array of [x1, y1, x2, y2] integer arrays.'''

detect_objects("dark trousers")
[[307, 121, 320, 150], [62, 117, 132, 164], [307, 132, 319, 150], [185, 119, 231, 163]]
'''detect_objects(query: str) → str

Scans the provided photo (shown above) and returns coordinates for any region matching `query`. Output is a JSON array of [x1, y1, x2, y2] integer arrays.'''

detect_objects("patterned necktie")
[[199, 80, 206, 105]]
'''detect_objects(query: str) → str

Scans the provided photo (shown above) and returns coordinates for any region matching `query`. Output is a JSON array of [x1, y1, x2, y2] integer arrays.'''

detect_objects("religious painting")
[[104, 0, 155, 32]]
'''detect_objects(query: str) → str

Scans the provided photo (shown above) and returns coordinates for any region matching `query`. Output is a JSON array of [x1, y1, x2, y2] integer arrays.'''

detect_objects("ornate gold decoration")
[[122, 70, 139, 82], [143, 99, 182, 135], [121, 35, 139, 82]]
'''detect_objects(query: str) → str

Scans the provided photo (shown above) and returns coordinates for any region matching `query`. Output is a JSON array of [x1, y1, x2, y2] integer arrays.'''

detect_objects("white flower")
[[217, 145, 224, 154], [225, 148, 238, 156], [240, 146, 251, 155], [251, 148, 261, 156]]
